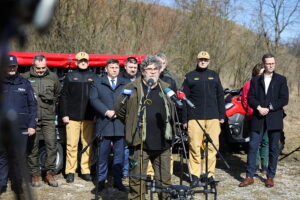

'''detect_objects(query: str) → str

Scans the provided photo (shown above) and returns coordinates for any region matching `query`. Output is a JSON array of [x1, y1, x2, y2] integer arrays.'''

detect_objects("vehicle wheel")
[[39, 143, 64, 174]]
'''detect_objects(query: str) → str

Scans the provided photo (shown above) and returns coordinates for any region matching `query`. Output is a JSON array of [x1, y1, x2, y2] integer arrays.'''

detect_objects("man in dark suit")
[[89, 59, 130, 193], [239, 53, 289, 188]]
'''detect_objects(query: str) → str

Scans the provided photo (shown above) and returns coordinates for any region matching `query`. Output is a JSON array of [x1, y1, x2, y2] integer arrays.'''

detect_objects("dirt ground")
[[1, 99, 300, 200]]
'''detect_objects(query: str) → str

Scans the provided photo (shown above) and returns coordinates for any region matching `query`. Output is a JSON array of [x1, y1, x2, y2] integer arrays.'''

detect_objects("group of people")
[[0, 51, 288, 200]]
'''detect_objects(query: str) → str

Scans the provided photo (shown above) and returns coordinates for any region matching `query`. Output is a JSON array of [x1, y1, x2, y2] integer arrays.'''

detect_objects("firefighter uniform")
[[182, 61, 225, 179], [60, 68, 97, 176]]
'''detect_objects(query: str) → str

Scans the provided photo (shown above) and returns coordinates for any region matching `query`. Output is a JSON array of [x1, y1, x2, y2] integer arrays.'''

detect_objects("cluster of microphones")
[[121, 78, 195, 109]]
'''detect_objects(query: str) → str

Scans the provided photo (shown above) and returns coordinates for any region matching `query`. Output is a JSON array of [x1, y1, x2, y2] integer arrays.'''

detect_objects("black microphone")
[[147, 78, 154, 94], [164, 88, 183, 108], [121, 88, 133, 104], [177, 91, 196, 108]]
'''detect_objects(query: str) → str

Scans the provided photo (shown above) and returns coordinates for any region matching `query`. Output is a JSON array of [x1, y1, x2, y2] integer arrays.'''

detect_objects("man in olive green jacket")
[[116, 55, 176, 200], [23, 54, 61, 187]]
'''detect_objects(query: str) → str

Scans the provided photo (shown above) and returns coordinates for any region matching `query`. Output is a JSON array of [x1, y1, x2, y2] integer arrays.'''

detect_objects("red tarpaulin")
[[10, 52, 146, 68]]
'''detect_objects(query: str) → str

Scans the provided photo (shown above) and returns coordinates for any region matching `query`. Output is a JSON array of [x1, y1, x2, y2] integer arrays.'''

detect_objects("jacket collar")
[[102, 75, 127, 89], [3, 73, 23, 84], [29, 66, 50, 77], [259, 72, 278, 94]]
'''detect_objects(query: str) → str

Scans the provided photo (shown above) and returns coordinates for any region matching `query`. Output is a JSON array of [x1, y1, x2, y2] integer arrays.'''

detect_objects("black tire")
[[39, 143, 64, 174]]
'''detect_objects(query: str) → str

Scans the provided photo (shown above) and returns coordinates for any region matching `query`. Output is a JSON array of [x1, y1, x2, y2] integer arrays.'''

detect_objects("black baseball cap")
[[8, 55, 18, 66]]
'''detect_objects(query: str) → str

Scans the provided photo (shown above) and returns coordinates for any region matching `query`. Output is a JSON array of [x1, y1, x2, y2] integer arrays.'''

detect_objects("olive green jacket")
[[22, 67, 61, 120], [116, 77, 176, 147]]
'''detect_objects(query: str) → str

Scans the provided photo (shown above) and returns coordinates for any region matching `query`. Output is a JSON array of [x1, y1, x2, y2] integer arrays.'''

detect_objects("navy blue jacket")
[[248, 72, 289, 131], [182, 67, 225, 123], [90, 76, 130, 137], [2, 73, 37, 130]]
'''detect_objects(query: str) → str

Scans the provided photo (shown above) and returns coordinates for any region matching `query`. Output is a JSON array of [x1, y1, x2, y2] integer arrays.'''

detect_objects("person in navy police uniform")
[[0, 55, 37, 195]]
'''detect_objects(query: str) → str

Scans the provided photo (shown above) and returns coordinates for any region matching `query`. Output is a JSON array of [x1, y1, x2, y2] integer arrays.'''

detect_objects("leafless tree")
[[256, 0, 300, 53]]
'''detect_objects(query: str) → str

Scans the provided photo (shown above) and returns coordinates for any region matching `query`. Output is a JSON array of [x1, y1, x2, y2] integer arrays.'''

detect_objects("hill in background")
[[12, 0, 299, 95]]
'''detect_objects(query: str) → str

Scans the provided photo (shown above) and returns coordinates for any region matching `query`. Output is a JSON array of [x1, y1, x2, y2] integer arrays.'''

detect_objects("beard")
[[143, 76, 158, 84]]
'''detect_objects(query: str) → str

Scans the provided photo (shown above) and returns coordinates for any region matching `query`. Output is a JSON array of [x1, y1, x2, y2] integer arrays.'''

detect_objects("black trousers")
[[0, 131, 28, 188]]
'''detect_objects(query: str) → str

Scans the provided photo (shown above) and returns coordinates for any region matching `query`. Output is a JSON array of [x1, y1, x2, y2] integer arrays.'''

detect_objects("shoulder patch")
[[18, 88, 26, 92], [194, 77, 200, 80], [208, 77, 214, 80]]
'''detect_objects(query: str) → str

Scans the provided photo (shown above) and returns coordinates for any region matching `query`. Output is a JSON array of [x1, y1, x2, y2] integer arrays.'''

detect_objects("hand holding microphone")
[[177, 91, 196, 109]]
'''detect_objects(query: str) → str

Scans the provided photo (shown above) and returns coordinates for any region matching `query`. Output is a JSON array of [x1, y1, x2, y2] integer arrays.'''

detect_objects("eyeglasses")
[[144, 67, 159, 72]]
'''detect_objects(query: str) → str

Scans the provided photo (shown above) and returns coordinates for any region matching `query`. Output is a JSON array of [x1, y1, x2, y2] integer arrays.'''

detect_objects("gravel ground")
[[1, 150, 299, 200], [2, 117, 300, 200]]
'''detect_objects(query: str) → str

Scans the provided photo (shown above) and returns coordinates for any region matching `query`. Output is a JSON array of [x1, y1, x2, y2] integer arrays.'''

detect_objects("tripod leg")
[[179, 147, 183, 185]]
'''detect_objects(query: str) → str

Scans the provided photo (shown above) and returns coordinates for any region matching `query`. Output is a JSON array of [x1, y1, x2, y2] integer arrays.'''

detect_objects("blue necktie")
[[111, 79, 116, 89]]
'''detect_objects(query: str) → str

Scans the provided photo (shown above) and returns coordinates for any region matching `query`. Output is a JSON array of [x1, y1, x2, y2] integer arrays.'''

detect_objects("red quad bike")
[[220, 88, 249, 152]]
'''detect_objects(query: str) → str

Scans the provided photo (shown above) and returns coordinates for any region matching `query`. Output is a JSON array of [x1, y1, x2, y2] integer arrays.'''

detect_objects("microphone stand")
[[194, 119, 230, 200], [173, 105, 192, 184], [136, 82, 152, 200]]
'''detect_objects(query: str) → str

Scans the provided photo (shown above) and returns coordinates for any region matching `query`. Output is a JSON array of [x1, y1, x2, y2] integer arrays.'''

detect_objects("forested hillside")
[[12, 0, 300, 96]]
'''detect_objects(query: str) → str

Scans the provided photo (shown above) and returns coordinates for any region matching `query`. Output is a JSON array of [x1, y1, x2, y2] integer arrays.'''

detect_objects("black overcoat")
[[248, 72, 289, 131]]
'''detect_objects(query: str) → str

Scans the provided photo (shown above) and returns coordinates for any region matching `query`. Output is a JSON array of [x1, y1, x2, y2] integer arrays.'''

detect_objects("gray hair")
[[155, 53, 167, 61], [140, 55, 162, 71], [33, 54, 47, 64]]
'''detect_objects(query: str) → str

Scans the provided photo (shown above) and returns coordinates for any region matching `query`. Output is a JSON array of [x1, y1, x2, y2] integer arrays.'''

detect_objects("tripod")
[[173, 105, 192, 184], [194, 119, 230, 200]]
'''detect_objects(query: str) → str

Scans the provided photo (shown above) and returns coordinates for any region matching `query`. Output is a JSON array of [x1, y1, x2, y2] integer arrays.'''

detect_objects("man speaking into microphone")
[[182, 51, 225, 187], [116, 55, 176, 200]]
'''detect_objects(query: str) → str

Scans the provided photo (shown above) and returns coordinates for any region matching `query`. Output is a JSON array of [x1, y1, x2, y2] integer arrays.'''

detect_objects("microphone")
[[147, 78, 154, 94], [121, 88, 133, 104], [164, 88, 183, 108], [177, 91, 196, 109]]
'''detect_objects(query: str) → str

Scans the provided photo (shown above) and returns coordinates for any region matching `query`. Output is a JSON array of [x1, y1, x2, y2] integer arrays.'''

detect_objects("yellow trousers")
[[188, 119, 220, 178], [65, 120, 94, 174]]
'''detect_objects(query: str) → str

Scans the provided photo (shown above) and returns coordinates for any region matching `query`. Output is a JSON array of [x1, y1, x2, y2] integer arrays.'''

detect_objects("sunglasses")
[[78, 59, 89, 63], [198, 59, 209, 62]]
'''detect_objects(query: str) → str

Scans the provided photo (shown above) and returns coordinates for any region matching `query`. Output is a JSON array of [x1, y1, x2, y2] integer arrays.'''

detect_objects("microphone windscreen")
[[164, 88, 175, 97], [122, 89, 133, 95], [176, 91, 186, 100], [147, 78, 154, 86]]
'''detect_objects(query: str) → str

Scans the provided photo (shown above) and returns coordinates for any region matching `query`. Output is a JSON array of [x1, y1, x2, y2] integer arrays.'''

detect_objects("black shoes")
[[113, 183, 129, 192], [190, 175, 199, 188], [94, 181, 105, 194], [66, 173, 75, 183], [81, 174, 92, 182], [66, 173, 92, 182]]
